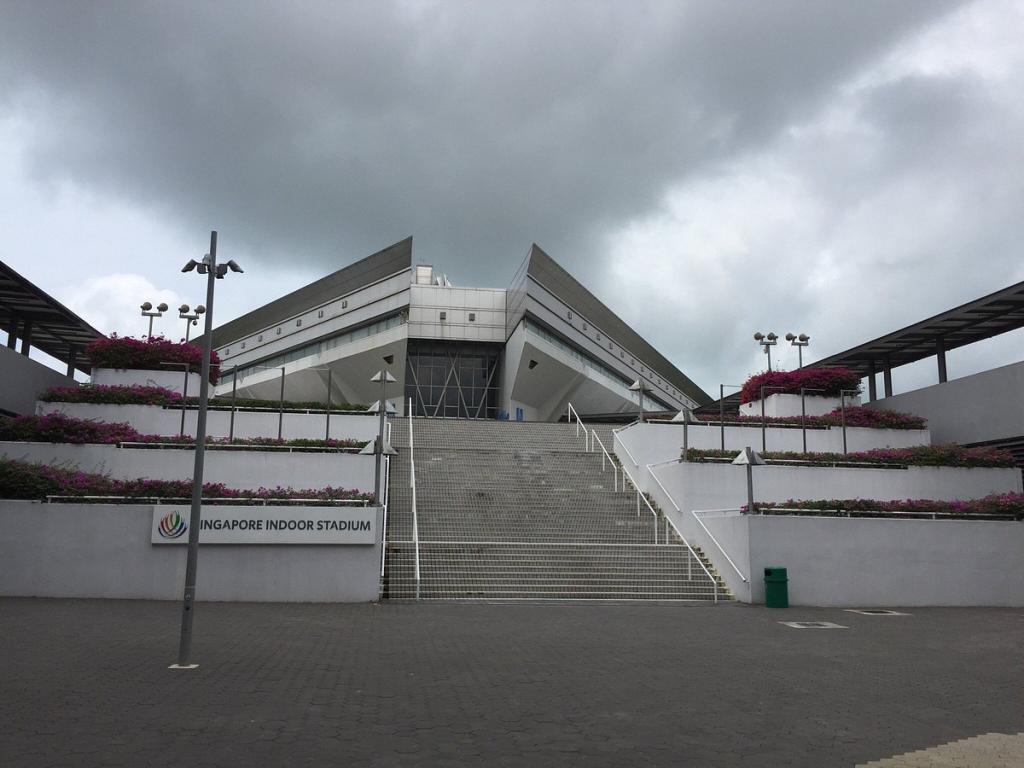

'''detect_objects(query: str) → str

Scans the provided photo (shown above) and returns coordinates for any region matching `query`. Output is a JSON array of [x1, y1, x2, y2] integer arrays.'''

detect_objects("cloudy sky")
[[1, 0, 1022, 396]]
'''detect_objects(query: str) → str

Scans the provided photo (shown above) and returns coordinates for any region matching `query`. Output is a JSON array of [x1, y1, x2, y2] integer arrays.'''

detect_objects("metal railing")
[[617, 452, 719, 600], [379, 453, 391, 579], [566, 402, 591, 451], [612, 428, 640, 469], [647, 462, 749, 586], [43, 495, 370, 506], [590, 430, 620, 492], [408, 397, 421, 599]]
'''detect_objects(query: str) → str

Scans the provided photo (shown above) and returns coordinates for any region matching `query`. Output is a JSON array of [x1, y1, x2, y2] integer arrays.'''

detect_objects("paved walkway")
[[858, 732, 1024, 767], [2, 599, 1022, 767]]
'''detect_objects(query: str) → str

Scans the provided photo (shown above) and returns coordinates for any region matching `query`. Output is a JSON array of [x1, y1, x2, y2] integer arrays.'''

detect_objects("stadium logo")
[[158, 511, 187, 539]]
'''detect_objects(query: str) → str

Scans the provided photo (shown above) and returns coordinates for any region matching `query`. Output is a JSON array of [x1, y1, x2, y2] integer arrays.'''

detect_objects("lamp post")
[[839, 388, 859, 455], [178, 304, 206, 343], [799, 387, 826, 454], [362, 355, 398, 505], [718, 384, 742, 451], [732, 447, 766, 514], [629, 379, 649, 423], [171, 231, 243, 670], [759, 384, 786, 452], [140, 302, 168, 338], [672, 406, 695, 461], [786, 333, 810, 368], [754, 332, 778, 371]]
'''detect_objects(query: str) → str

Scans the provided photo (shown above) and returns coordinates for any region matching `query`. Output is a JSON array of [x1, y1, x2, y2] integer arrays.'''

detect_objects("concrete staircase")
[[383, 418, 728, 601]]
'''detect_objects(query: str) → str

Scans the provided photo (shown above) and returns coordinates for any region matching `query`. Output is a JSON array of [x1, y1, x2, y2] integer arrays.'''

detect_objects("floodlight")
[[195, 305, 206, 315], [766, 332, 778, 341], [181, 259, 199, 273], [754, 332, 763, 341], [157, 303, 168, 312], [141, 302, 153, 311], [799, 334, 809, 342], [179, 304, 190, 314], [785, 333, 795, 341], [732, 447, 766, 466], [226, 260, 244, 273]]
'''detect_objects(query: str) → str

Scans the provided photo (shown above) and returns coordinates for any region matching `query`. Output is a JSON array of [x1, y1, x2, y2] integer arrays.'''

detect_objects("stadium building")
[[210, 238, 710, 419]]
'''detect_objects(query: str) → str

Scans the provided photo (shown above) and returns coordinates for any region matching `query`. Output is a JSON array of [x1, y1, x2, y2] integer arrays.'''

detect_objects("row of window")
[[222, 299, 352, 358], [523, 319, 673, 411], [562, 309, 683, 402], [221, 314, 405, 384]]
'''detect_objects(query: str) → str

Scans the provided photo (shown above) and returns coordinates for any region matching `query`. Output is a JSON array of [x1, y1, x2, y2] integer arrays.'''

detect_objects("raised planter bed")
[[91, 368, 202, 396], [739, 393, 860, 418]]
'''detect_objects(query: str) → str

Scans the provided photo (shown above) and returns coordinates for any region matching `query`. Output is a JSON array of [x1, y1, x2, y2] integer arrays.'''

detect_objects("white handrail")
[[616, 449, 719, 599], [566, 402, 590, 451], [646, 462, 748, 584], [379, 454, 391, 579], [408, 397, 421, 599], [613, 431, 639, 468], [590, 430, 619, 492]]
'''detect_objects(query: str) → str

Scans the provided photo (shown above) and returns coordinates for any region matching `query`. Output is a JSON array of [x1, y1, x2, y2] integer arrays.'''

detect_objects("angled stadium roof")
[[526, 244, 710, 405], [208, 237, 413, 348]]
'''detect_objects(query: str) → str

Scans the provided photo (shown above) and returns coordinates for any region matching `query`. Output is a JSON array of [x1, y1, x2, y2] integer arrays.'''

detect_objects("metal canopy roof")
[[0, 261, 102, 370], [810, 279, 1024, 376]]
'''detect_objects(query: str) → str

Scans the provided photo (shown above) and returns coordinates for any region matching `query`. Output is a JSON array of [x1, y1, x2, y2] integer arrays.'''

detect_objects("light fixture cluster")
[[182, 255, 243, 278]]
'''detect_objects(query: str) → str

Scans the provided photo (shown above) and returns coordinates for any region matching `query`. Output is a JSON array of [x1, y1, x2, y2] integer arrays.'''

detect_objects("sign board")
[[151, 505, 377, 545]]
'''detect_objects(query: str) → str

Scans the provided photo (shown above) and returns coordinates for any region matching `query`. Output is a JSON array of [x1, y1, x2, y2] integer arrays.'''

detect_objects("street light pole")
[[141, 302, 168, 338], [786, 333, 810, 369], [171, 231, 243, 670]]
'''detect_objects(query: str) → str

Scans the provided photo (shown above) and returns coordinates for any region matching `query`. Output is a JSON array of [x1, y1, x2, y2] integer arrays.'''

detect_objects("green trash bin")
[[764, 567, 789, 608]]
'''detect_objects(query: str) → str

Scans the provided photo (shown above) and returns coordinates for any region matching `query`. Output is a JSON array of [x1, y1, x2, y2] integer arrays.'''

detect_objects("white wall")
[[699, 511, 1024, 607], [0, 501, 382, 602], [0, 345, 75, 416], [628, 459, 1021, 605], [613, 421, 931, 471], [0, 442, 376, 492], [739, 393, 861, 418], [646, 462, 1021, 531], [37, 401, 380, 441], [408, 283, 507, 342], [868, 360, 1024, 445], [91, 368, 202, 396]]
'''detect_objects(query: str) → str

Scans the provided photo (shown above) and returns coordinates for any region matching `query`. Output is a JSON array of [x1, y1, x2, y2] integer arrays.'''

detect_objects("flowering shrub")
[[39, 385, 366, 412], [131, 435, 364, 450], [0, 458, 374, 503], [194, 396, 369, 412], [39, 384, 182, 406], [683, 444, 1016, 468], [0, 414, 362, 450], [85, 334, 220, 384], [744, 494, 1024, 520], [740, 367, 861, 404], [0, 414, 144, 444], [695, 406, 926, 430]]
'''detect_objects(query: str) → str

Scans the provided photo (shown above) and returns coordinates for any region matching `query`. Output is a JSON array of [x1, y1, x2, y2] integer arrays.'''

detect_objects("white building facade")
[[210, 238, 709, 420]]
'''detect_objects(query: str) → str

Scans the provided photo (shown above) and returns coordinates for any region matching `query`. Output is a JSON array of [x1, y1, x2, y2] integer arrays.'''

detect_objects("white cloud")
[[60, 274, 183, 340], [604, 0, 1024, 396]]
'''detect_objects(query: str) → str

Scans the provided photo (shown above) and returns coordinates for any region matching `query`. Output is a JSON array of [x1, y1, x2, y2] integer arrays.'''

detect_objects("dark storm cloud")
[[0, 0, 959, 285]]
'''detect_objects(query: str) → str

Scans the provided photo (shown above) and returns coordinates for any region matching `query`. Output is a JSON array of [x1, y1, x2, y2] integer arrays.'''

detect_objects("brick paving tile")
[[1, 599, 1022, 767]]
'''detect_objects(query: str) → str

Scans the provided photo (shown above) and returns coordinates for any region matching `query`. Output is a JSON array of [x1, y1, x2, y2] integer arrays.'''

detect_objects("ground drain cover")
[[845, 609, 909, 616], [779, 621, 848, 629]]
